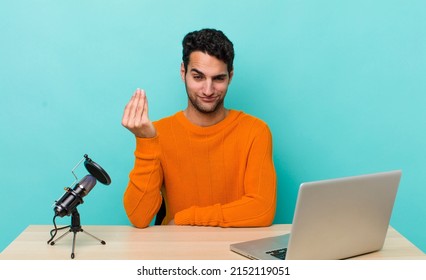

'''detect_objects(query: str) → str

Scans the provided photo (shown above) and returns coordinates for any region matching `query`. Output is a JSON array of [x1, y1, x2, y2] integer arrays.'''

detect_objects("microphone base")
[[49, 209, 106, 259]]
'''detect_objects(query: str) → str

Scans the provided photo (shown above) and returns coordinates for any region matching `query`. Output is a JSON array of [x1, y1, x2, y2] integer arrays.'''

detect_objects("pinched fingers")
[[133, 89, 149, 127], [122, 89, 138, 126], [122, 89, 156, 138]]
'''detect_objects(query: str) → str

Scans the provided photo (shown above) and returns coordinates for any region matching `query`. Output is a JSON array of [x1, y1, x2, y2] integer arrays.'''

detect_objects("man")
[[122, 28, 276, 227]]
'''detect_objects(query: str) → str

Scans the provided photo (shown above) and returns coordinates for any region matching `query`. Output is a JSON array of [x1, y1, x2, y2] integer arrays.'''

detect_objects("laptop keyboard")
[[266, 248, 287, 260]]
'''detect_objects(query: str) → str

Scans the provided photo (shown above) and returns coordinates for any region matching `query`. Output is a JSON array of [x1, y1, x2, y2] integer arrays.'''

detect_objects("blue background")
[[1, 0, 425, 254]]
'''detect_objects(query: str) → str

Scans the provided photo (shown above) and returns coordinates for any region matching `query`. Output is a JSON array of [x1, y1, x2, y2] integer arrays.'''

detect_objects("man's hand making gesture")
[[121, 88, 157, 138]]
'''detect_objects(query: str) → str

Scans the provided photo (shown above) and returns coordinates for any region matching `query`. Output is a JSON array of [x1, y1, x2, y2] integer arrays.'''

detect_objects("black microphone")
[[54, 175, 97, 217]]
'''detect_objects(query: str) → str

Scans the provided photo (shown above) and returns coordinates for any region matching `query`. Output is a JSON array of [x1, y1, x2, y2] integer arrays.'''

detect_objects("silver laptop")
[[230, 170, 401, 260]]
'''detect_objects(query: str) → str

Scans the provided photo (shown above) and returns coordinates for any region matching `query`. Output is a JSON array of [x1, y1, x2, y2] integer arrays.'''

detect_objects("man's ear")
[[180, 63, 186, 82], [228, 69, 234, 84]]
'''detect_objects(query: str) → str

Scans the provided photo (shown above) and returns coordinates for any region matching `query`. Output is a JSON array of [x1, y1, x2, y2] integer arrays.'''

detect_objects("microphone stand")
[[49, 209, 106, 259]]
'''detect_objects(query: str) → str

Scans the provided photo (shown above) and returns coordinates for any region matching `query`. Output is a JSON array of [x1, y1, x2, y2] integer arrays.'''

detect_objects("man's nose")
[[203, 80, 214, 96]]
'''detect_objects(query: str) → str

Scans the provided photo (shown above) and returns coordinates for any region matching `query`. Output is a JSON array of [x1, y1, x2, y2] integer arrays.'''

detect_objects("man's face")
[[181, 51, 233, 114]]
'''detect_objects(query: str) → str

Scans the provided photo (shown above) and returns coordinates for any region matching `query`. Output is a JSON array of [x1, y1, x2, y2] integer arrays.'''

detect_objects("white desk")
[[0, 224, 424, 260]]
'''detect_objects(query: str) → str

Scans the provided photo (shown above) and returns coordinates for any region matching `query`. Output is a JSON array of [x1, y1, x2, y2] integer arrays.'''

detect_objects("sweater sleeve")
[[174, 125, 277, 227], [123, 136, 164, 228]]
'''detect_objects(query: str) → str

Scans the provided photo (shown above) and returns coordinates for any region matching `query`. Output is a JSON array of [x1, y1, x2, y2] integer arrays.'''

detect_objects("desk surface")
[[0, 225, 424, 260]]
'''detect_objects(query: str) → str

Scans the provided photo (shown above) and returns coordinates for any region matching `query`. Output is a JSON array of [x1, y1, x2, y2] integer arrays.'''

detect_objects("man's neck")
[[183, 107, 229, 127]]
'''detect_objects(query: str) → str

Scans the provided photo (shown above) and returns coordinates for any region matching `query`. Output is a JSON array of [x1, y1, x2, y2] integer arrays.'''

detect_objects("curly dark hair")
[[182, 28, 234, 74]]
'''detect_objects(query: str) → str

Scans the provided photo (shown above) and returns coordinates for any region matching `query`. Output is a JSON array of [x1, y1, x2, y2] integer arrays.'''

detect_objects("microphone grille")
[[78, 175, 97, 194]]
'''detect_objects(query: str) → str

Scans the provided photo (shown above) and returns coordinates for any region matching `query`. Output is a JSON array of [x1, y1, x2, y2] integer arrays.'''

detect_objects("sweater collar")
[[175, 109, 242, 136]]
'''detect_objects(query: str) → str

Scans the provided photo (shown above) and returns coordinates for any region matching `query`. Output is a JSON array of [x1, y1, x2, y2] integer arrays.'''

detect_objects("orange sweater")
[[123, 110, 276, 227]]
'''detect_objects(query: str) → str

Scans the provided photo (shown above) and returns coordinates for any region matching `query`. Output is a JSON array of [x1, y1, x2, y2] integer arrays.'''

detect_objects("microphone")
[[54, 175, 97, 217], [48, 154, 111, 258]]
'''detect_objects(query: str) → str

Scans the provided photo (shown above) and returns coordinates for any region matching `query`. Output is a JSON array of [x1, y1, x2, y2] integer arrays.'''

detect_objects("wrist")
[[134, 125, 157, 138]]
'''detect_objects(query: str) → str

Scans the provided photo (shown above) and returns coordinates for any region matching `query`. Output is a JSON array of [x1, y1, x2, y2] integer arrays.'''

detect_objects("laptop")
[[230, 170, 402, 260]]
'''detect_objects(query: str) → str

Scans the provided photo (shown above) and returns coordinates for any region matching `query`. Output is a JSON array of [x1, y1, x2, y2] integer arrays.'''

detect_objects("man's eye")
[[193, 76, 202, 80]]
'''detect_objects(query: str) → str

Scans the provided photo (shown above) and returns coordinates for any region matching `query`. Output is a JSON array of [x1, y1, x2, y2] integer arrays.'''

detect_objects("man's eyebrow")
[[190, 68, 205, 76], [214, 73, 228, 79]]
